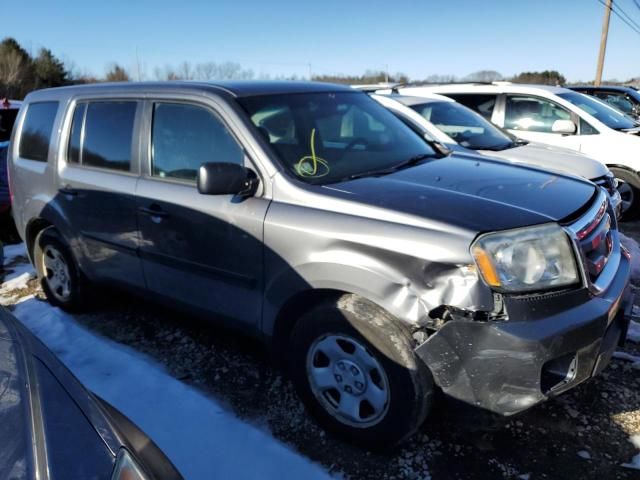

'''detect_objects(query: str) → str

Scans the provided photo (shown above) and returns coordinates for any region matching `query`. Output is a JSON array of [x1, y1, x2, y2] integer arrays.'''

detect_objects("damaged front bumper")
[[415, 248, 633, 416]]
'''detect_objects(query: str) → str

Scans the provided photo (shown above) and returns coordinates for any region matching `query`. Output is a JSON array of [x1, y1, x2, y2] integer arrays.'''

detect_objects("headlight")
[[111, 449, 148, 480], [471, 223, 579, 293]]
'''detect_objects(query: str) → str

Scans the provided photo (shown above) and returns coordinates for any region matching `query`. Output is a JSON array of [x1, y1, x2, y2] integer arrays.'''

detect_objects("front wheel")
[[288, 295, 433, 449], [613, 169, 640, 221]]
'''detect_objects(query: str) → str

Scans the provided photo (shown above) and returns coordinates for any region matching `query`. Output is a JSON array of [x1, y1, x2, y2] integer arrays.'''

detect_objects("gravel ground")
[[2, 222, 640, 479]]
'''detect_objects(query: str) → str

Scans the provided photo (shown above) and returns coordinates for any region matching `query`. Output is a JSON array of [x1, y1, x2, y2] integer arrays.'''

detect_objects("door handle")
[[59, 187, 78, 197], [138, 205, 169, 218]]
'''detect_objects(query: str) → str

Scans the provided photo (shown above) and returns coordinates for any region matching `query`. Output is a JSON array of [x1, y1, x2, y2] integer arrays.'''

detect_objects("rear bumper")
[[415, 248, 633, 416]]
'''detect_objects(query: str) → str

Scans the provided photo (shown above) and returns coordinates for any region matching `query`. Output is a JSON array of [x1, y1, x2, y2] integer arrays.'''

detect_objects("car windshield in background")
[[410, 101, 514, 151], [558, 92, 637, 130], [238, 92, 436, 184]]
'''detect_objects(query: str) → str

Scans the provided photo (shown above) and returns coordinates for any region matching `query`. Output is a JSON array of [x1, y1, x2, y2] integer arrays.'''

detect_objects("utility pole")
[[595, 0, 613, 86]]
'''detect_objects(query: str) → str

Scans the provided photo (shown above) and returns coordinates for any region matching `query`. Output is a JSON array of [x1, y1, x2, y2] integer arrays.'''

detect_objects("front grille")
[[570, 193, 617, 287]]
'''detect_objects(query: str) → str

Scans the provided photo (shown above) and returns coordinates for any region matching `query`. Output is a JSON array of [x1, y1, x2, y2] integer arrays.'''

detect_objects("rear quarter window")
[[18, 102, 59, 162], [444, 94, 497, 120]]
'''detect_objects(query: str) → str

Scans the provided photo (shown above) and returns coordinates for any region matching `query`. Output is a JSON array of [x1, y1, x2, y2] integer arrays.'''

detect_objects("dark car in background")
[[570, 86, 640, 121], [0, 99, 21, 217], [0, 306, 182, 480]]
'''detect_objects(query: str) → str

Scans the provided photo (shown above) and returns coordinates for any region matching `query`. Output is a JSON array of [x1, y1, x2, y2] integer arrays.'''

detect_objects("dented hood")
[[321, 153, 596, 233]]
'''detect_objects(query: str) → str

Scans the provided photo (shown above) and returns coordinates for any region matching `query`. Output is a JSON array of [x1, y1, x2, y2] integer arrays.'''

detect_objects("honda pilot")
[[8, 81, 634, 448]]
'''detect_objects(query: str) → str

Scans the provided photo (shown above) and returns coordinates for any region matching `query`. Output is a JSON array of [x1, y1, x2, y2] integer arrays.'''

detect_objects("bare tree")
[[178, 61, 194, 80], [0, 49, 28, 91], [463, 70, 503, 82], [105, 63, 130, 82], [195, 62, 217, 80]]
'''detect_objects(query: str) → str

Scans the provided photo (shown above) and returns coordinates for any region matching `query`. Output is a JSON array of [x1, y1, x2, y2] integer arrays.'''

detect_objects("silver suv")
[[8, 82, 633, 448]]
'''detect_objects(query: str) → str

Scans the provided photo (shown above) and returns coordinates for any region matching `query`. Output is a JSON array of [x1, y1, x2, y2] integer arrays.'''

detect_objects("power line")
[[613, 0, 640, 31], [595, 0, 640, 36]]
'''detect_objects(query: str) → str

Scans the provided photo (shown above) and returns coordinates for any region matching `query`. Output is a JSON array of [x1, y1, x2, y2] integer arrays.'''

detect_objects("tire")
[[33, 228, 87, 311], [612, 169, 640, 221], [287, 294, 433, 449]]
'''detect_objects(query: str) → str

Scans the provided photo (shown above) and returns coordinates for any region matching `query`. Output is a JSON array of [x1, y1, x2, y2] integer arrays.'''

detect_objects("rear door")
[[57, 99, 144, 288], [135, 98, 268, 326]]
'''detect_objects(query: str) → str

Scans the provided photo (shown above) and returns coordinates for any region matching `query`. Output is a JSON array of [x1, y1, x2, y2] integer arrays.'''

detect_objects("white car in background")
[[364, 90, 622, 218], [398, 83, 640, 219]]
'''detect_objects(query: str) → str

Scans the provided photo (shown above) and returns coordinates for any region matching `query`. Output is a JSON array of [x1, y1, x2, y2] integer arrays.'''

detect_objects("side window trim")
[[142, 98, 249, 185], [493, 93, 506, 127]]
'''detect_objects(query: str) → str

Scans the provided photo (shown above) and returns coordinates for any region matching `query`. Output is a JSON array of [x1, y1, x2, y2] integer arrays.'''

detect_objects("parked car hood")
[[0, 312, 30, 480], [0, 307, 181, 480], [478, 142, 609, 181], [321, 153, 596, 232]]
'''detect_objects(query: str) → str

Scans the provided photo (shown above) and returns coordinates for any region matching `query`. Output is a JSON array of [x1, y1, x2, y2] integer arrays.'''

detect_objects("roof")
[[380, 93, 454, 107], [403, 83, 570, 96], [570, 85, 636, 93], [26, 80, 355, 100]]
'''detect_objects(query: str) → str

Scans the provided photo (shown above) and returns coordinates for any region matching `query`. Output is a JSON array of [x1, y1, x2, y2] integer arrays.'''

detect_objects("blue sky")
[[6, 0, 640, 82]]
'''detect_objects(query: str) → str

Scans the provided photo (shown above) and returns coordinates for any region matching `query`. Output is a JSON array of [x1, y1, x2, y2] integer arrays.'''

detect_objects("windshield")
[[410, 101, 514, 150], [237, 92, 436, 184], [558, 91, 637, 130]]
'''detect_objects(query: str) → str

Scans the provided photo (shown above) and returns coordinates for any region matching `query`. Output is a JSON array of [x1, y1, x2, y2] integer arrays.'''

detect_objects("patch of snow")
[[613, 351, 640, 369], [621, 233, 640, 281], [622, 435, 640, 470], [577, 450, 591, 460], [517, 474, 530, 480], [2, 243, 27, 265], [0, 261, 36, 303], [11, 297, 333, 480]]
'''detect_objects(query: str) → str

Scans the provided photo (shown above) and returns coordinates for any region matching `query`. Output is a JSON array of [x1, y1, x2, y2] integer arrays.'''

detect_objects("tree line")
[[1, 37, 638, 100]]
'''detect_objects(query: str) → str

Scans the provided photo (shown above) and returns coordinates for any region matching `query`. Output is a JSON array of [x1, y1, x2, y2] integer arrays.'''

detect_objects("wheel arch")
[[25, 217, 54, 262], [269, 288, 349, 366], [607, 164, 640, 188]]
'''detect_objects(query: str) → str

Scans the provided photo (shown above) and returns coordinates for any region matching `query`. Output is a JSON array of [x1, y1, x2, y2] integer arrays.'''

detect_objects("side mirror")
[[551, 119, 577, 135], [197, 162, 258, 196]]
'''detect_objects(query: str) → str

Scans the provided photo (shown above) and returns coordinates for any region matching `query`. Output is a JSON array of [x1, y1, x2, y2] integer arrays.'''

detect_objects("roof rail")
[[351, 83, 405, 93]]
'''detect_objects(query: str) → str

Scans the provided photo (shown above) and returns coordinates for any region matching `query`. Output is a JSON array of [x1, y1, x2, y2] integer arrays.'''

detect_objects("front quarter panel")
[[262, 175, 494, 335]]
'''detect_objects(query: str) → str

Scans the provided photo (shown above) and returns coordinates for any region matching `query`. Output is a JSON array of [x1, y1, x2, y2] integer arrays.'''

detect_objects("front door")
[[135, 100, 268, 326], [502, 94, 582, 152]]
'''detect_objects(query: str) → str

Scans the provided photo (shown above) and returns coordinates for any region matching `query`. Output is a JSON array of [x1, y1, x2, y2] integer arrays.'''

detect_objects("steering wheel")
[[337, 137, 370, 161]]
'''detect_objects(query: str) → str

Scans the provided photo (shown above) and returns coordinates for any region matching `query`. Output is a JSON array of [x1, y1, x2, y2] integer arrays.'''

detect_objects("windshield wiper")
[[345, 153, 434, 181]]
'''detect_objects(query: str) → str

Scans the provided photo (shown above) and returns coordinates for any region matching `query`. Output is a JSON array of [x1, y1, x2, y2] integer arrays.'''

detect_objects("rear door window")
[[444, 94, 498, 120], [18, 102, 59, 162], [81, 102, 137, 171]]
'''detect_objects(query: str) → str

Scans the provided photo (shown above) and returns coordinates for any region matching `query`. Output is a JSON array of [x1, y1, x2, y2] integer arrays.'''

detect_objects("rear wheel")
[[34, 228, 87, 311], [288, 294, 433, 449]]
